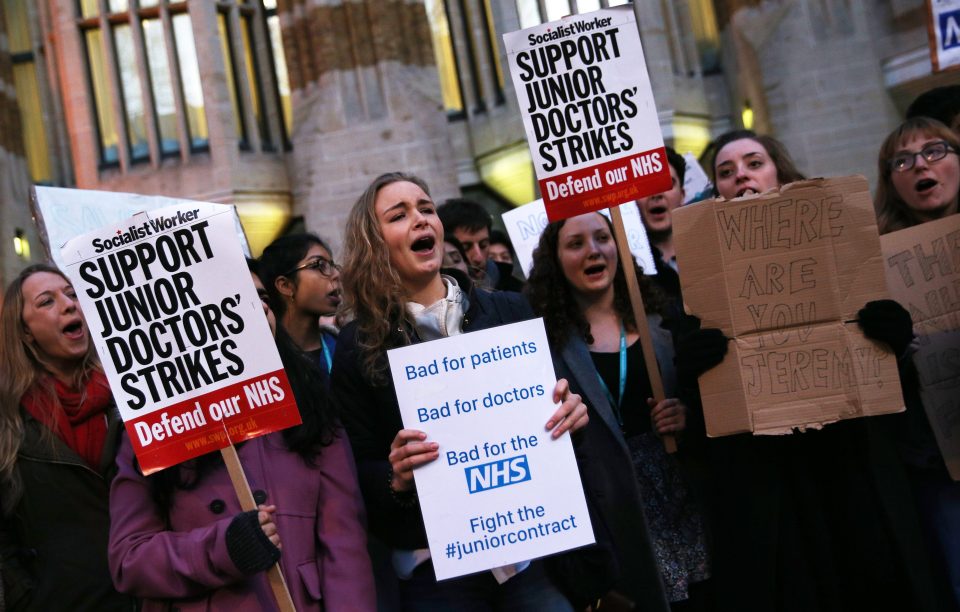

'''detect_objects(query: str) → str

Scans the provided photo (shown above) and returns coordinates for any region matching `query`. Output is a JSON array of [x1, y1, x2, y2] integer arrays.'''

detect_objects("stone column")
[[278, 0, 459, 255]]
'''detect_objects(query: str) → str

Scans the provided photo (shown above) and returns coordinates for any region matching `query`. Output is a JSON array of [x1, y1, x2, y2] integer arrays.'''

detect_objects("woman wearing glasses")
[[687, 130, 946, 612], [331, 172, 590, 610], [259, 234, 342, 385], [875, 117, 960, 607]]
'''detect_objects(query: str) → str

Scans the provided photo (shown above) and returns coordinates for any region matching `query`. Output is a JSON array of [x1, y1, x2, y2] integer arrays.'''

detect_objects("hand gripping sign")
[[61, 201, 300, 475], [503, 6, 672, 221], [388, 319, 594, 580]]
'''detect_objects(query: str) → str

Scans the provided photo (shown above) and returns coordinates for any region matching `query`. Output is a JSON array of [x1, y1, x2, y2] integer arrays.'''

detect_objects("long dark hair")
[[147, 265, 339, 511], [258, 233, 334, 318], [525, 213, 665, 349]]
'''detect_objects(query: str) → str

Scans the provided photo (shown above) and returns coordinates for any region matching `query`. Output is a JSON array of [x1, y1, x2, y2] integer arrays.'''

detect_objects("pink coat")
[[108, 430, 375, 612]]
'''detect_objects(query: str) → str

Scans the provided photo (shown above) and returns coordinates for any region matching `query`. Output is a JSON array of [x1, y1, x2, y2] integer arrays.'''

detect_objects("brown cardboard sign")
[[881, 214, 960, 480], [673, 176, 904, 437]]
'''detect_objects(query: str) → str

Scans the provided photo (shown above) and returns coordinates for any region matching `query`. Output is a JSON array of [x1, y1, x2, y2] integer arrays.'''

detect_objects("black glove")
[[673, 316, 730, 387], [225, 510, 281, 574], [857, 299, 914, 356]]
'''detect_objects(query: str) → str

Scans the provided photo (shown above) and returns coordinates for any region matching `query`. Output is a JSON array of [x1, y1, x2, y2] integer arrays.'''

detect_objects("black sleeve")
[[0, 516, 35, 610], [330, 324, 429, 550]]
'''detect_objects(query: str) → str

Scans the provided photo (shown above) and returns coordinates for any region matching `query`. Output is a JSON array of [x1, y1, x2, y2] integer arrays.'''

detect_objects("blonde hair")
[[339, 172, 432, 382], [875, 117, 960, 234], [0, 264, 100, 512]]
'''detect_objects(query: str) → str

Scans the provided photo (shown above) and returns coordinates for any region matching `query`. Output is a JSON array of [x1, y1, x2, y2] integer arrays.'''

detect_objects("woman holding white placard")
[[330, 171, 593, 611]]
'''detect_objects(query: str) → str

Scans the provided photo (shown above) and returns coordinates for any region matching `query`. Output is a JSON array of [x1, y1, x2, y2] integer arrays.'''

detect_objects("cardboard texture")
[[881, 214, 960, 480], [673, 176, 904, 437]]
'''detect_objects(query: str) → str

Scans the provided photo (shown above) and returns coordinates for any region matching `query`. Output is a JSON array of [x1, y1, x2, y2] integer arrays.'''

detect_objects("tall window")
[[218, 0, 290, 150], [425, 0, 465, 116], [77, 0, 208, 168], [5, 0, 52, 183]]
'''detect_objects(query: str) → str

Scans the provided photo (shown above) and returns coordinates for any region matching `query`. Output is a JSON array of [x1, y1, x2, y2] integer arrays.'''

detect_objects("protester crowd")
[[0, 85, 957, 612]]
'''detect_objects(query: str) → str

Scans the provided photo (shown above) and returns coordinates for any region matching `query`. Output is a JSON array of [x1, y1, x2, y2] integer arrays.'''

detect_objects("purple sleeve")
[[314, 430, 377, 612], [108, 434, 247, 598]]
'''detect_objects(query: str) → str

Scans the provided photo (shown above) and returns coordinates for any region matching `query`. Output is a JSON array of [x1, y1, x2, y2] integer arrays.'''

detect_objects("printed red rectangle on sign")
[[541, 148, 672, 222], [126, 369, 301, 475]]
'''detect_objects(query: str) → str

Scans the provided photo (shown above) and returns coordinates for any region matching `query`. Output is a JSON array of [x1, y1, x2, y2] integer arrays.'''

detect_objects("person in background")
[[527, 212, 711, 612], [437, 198, 523, 292], [332, 172, 588, 610], [441, 236, 470, 277], [487, 230, 516, 266], [259, 233, 342, 384], [0, 264, 133, 611], [875, 116, 960, 608], [687, 129, 949, 612], [108, 259, 374, 612], [636, 146, 687, 317], [906, 85, 960, 136]]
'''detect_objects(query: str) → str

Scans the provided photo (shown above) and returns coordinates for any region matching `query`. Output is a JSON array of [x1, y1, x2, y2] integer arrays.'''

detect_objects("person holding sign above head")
[[526, 212, 710, 612], [685, 129, 948, 612], [106, 259, 374, 612], [331, 172, 588, 611], [875, 116, 960, 608], [258, 233, 342, 385], [0, 264, 133, 611]]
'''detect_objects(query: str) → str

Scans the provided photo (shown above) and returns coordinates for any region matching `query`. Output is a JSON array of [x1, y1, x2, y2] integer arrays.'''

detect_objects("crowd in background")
[[0, 84, 958, 612]]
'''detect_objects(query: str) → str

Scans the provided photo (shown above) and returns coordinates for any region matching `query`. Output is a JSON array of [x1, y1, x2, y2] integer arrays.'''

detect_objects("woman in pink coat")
[[108, 262, 375, 611]]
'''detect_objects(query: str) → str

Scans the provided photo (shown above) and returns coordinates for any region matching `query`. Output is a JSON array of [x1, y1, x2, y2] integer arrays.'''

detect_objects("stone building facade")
[[0, 0, 952, 284]]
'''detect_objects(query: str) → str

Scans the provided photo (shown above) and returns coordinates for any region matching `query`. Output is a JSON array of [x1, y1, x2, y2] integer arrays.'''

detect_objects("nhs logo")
[[941, 9, 960, 51], [465, 455, 531, 493]]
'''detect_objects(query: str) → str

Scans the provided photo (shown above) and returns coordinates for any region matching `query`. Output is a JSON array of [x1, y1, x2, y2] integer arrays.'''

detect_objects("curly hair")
[[525, 213, 665, 349], [874, 117, 960, 234], [339, 172, 432, 382]]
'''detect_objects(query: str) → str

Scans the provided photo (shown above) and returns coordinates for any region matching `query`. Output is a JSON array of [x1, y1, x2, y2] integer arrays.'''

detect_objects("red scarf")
[[21, 370, 112, 469]]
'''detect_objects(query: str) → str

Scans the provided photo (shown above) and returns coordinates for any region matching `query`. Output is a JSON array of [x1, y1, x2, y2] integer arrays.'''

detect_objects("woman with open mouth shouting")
[[0, 264, 133, 611], [331, 172, 589, 611], [875, 116, 960, 608], [526, 212, 710, 611]]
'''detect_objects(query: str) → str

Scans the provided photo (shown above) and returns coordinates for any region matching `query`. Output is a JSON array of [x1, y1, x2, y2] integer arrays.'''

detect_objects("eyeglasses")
[[285, 256, 341, 278], [888, 141, 957, 173]]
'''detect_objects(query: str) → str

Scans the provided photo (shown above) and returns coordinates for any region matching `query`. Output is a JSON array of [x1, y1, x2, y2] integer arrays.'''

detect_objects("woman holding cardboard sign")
[[331, 172, 590, 611], [875, 116, 960, 607], [0, 264, 133, 611], [107, 260, 374, 611], [526, 211, 711, 610], [691, 129, 944, 612]]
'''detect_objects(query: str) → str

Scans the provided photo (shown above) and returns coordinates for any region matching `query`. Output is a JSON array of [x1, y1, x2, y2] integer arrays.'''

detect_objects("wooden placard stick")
[[221, 444, 297, 612], [608, 206, 678, 453]]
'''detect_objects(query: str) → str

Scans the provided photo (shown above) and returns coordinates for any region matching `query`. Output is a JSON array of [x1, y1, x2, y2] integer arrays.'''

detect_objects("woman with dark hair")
[[690, 130, 947, 612], [0, 264, 133, 611], [526, 212, 710, 611], [875, 117, 960, 607], [331, 171, 588, 610], [259, 233, 342, 383], [107, 259, 374, 611]]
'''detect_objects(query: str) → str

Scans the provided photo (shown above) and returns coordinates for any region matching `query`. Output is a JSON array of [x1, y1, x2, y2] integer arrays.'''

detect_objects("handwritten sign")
[[502, 199, 656, 278], [388, 319, 593, 580], [61, 200, 300, 474], [673, 176, 904, 436], [503, 7, 670, 221], [881, 214, 960, 479]]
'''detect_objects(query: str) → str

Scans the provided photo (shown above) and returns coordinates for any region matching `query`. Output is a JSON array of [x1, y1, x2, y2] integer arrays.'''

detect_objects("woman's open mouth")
[[411, 235, 436, 255], [915, 178, 938, 193], [62, 320, 85, 340], [648, 205, 668, 216], [736, 187, 758, 198], [584, 263, 606, 278]]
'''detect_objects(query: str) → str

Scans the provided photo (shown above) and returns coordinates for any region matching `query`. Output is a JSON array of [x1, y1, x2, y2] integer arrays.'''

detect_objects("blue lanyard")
[[595, 323, 627, 425], [320, 334, 334, 374]]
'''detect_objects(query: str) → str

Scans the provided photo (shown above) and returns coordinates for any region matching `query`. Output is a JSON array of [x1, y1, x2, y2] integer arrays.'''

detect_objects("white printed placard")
[[503, 6, 671, 221], [388, 319, 594, 580], [927, 0, 960, 72], [32, 186, 251, 271], [682, 152, 713, 204], [61, 201, 299, 474], [503, 199, 656, 277]]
